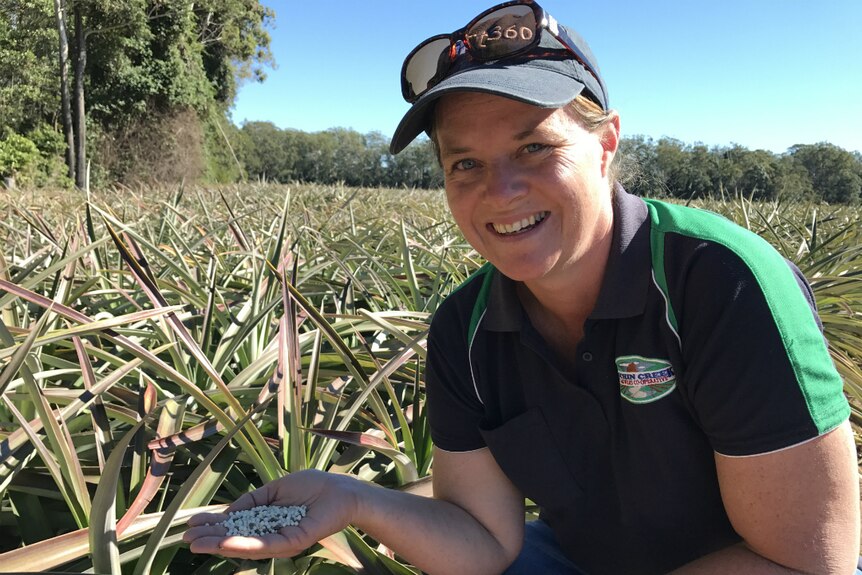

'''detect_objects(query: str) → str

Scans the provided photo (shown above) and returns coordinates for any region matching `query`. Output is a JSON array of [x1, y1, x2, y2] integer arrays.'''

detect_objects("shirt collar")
[[589, 184, 651, 320], [483, 184, 651, 332]]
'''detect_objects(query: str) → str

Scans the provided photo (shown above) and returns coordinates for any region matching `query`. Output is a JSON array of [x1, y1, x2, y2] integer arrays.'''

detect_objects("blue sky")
[[231, 1, 862, 154]]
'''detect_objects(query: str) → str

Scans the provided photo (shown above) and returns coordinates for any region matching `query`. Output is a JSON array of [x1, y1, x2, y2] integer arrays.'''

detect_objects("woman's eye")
[[524, 143, 547, 153], [453, 159, 477, 171]]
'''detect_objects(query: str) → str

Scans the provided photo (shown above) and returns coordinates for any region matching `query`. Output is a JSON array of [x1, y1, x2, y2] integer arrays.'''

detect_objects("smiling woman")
[[184, 2, 862, 573], [433, 92, 616, 290]]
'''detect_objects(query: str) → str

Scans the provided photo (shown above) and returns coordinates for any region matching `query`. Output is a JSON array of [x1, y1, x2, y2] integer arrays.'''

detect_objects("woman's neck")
[[517, 225, 613, 344]]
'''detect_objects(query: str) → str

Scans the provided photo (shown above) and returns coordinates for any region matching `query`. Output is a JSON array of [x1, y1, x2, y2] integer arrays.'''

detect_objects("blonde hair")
[[567, 95, 621, 187], [567, 94, 612, 132]]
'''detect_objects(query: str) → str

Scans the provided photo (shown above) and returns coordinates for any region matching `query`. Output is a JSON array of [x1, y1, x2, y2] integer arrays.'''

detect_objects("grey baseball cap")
[[390, 22, 608, 155]]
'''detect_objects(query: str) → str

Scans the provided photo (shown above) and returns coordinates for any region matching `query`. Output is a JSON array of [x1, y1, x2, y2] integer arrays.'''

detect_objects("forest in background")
[[1, 0, 861, 203], [0, 0, 273, 187]]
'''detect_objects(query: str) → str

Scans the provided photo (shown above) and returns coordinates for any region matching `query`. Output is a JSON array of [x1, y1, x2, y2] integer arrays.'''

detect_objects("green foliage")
[[619, 137, 861, 204], [81, 0, 274, 184], [384, 138, 443, 189], [0, 126, 72, 187], [28, 124, 65, 157], [0, 0, 273, 186], [22, 125, 73, 187], [237, 122, 444, 189], [203, 108, 243, 183], [194, 0, 276, 104], [84, 0, 274, 125], [0, 132, 39, 178], [86, 0, 211, 122], [788, 143, 862, 204], [0, 0, 58, 133], [0, 184, 859, 573], [0, 183, 462, 572], [236, 121, 288, 180]]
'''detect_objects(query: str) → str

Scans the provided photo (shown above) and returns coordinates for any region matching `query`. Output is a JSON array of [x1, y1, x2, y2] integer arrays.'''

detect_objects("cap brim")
[[389, 63, 587, 155]]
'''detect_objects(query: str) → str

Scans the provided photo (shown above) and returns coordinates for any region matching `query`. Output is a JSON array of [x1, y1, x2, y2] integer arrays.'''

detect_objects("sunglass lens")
[[467, 6, 537, 60], [404, 37, 452, 100]]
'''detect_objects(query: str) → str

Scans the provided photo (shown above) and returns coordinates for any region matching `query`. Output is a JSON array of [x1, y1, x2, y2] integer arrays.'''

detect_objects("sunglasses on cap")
[[400, 0, 606, 105]]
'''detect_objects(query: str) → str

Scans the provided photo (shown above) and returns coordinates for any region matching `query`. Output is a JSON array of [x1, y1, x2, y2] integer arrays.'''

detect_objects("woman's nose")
[[482, 165, 527, 206]]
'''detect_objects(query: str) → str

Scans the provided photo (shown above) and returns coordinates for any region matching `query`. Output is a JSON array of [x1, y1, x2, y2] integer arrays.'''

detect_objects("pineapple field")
[[0, 183, 860, 573]]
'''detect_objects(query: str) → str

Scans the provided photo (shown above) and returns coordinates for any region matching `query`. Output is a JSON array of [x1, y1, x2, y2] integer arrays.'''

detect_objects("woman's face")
[[435, 93, 619, 289]]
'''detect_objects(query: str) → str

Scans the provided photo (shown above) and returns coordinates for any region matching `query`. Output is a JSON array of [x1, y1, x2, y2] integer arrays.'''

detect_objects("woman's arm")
[[672, 421, 860, 574], [184, 446, 525, 575], [353, 446, 525, 574]]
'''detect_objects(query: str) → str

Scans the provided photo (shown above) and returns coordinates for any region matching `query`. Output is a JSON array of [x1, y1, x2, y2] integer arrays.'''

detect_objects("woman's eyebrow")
[[514, 129, 537, 141], [439, 143, 473, 156]]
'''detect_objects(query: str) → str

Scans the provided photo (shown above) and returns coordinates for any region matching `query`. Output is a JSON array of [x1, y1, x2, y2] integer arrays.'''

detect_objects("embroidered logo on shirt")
[[615, 355, 677, 404]]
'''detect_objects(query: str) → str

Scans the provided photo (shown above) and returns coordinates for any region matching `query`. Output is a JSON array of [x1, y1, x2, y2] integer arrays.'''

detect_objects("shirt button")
[[582, 352, 593, 362]]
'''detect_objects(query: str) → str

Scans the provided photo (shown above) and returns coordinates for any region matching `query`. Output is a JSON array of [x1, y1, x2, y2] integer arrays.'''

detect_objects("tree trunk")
[[73, 4, 87, 190], [54, 0, 75, 180]]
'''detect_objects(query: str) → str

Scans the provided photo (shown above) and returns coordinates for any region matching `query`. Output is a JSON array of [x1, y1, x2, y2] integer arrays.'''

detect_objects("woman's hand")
[[184, 449, 525, 574], [182, 469, 359, 560]]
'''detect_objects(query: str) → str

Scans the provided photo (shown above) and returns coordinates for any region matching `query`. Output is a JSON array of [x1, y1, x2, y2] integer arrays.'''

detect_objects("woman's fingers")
[[182, 470, 355, 559]]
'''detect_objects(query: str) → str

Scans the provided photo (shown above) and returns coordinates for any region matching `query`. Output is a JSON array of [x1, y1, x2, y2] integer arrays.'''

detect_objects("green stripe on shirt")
[[645, 199, 848, 434], [467, 263, 495, 348]]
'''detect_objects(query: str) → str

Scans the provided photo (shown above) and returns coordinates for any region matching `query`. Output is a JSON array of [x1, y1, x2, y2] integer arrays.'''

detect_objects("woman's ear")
[[599, 112, 621, 178]]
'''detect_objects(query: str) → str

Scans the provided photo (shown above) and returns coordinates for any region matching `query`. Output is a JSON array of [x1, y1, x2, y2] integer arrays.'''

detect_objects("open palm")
[[183, 469, 359, 560]]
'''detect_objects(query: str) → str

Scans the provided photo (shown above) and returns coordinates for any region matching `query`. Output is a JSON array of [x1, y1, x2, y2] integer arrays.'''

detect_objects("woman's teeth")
[[492, 211, 549, 235]]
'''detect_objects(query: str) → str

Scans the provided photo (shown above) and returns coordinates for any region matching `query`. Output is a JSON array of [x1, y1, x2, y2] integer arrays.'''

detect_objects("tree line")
[[618, 137, 862, 203], [1, 0, 860, 203], [234, 122, 862, 203], [235, 123, 444, 190]]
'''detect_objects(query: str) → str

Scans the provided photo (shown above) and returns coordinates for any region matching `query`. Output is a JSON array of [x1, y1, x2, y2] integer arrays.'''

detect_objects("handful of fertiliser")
[[219, 505, 307, 536]]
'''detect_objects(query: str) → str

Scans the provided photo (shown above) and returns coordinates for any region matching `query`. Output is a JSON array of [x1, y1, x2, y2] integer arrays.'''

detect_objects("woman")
[[184, 2, 860, 573]]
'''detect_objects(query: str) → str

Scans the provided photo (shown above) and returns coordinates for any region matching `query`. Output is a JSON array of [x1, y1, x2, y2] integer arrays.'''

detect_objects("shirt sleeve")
[[669, 238, 849, 456], [425, 303, 487, 452]]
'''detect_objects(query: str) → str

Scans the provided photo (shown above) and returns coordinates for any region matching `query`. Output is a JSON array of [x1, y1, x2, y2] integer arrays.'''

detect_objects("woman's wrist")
[[328, 471, 367, 528]]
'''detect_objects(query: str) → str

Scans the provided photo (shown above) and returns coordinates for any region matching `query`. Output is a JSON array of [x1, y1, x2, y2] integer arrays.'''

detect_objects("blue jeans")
[[503, 520, 862, 574], [503, 520, 585, 575]]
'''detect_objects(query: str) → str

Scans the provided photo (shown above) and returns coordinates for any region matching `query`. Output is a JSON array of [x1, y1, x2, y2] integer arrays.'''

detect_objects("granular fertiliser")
[[219, 504, 307, 536]]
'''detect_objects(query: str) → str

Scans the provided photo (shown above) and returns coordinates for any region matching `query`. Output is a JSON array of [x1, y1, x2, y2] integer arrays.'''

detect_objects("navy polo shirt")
[[425, 187, 849, 574]]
